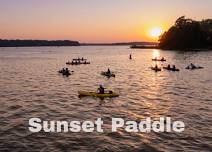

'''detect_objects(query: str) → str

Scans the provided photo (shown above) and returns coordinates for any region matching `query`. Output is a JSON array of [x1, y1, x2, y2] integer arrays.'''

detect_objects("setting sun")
[[150, 27, 163, 38]]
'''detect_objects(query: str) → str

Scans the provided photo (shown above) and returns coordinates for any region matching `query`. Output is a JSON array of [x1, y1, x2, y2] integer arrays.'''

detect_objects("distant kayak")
[[58, 70, 71, 76], [185, 66, 203, 70], [78, 91, 119, 98], [151, 67, 161, 72], [163, 67, 180, 71], [58, 69, 73, 76], [72, 58, 87, 61], [152, 58, 166, 62], [101, 72, 115, 77], [66, 62, 90, 65]]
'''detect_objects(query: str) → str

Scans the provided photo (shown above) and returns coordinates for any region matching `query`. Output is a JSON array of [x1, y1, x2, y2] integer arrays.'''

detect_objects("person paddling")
[[167, 64, 171, 70], [172, 65, 176, 70], [107, 68, 111, 74], [64, 68, 70, 75], [98, 85, 105, 94], [190, 63, 196, 69]]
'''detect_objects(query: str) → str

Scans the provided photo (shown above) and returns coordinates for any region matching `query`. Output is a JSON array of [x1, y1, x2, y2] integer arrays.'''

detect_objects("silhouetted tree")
[[159, 16, 212, 49], [201, 19, 212, 45]]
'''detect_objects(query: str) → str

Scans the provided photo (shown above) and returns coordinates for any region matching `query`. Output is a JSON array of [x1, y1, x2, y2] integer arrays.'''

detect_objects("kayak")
[[151, 67, 161, 72], [59, 72, 71, 76], [63, 73, 71, 76], [58, 70, 72, 76], [152, 59, 166, 62], [82, 62, 90, 64], [66, 62, 90, 65], [185, 66, 203, 70], [101, 72, 115, 77], [163, 67, 180, 71], [66, 62, 78, 65], [73, 58, 87, 61], [78, 91, 119, 98]]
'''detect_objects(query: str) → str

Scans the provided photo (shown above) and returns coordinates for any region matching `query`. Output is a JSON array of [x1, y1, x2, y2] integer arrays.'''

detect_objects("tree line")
[[0, 39, 80, 47], [159, 16, 212, 50]]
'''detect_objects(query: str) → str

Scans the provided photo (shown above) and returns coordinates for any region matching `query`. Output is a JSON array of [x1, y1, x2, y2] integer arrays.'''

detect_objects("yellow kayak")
[[78, 91, 119, 98]]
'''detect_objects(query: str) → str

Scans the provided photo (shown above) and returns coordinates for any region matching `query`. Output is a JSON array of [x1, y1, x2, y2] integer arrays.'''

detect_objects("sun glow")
[[150, 27, 163, 38]]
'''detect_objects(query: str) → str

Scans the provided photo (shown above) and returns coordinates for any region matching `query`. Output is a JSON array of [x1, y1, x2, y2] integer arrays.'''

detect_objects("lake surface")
[[0, 46, 211, 152]]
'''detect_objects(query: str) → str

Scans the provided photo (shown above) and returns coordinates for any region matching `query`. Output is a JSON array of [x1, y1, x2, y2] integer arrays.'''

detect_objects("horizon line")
[[0, 39, 158, 44]]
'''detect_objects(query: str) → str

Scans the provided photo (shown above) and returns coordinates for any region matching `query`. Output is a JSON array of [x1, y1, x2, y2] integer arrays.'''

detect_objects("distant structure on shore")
[[81, 42, 157, 46], [130, 44, 158, 49], [0, 39, 80, 47]]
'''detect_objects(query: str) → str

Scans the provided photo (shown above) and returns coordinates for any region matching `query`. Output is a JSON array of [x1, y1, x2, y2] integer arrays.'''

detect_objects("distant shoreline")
[[0, 39, 80, 47], [0, 39, 157, 47]]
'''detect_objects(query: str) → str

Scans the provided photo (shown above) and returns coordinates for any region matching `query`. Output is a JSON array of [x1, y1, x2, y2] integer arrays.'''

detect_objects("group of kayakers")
[[152, 57, 166, 61], [66, 57, 90, 65], [60, 57, 89, 76], [59, 54, 204, 98], [163, 64, 179, 71], [151, 63, 179, 72], [150, 55, 205, 72], [58, 68, 72, 76], [95, 55, 203, 95]]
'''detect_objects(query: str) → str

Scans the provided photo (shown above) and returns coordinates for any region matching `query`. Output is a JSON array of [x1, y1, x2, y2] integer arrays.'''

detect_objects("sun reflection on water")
[[152, 49, 160, 59]]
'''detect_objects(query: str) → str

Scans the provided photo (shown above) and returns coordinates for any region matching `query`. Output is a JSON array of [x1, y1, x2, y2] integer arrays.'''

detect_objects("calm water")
[[0, 46, 212, 152]]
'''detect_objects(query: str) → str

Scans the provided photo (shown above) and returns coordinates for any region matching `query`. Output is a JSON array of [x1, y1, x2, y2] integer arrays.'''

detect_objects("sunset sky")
[[0, 0, 212, 43]]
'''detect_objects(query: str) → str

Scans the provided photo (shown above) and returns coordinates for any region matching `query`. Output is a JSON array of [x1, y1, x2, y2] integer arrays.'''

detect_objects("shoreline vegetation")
[[159, 16, 212, 50], [0, 40, 80, 47], [132, 16, 212, 50]]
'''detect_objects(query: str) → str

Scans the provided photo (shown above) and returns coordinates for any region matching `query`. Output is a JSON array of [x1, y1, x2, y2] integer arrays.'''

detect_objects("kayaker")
[[167, 64, 171, 69], [65, 68, 70, 75], [107, 68, 111, 74], [98, 85, 105, 94], [190, 63, 196, 69], [172, 65, 176, 70]]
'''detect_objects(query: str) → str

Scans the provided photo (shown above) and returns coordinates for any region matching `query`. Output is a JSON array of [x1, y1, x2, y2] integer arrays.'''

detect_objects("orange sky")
[[0, 0, 212, 42]]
